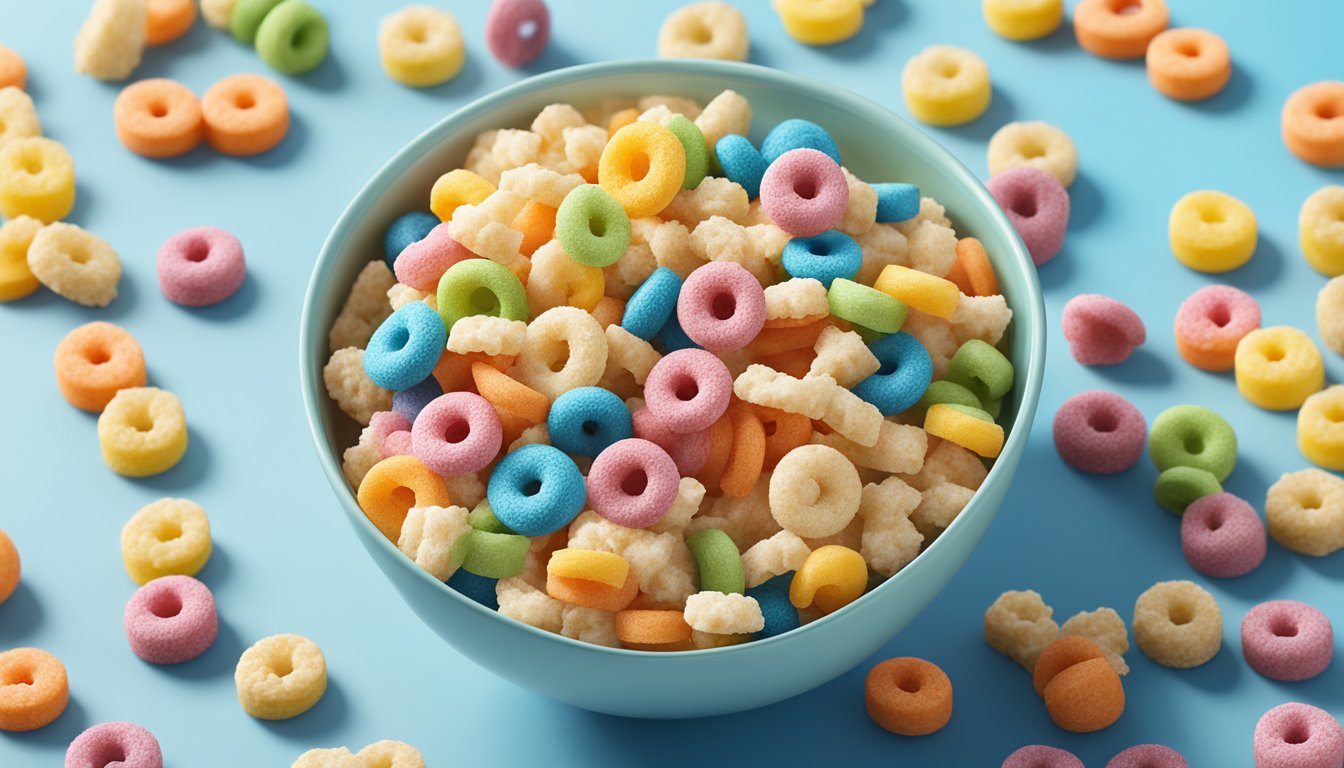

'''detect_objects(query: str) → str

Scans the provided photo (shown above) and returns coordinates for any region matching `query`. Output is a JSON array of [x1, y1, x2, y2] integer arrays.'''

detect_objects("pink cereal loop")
[[633, 406, 710, 475], [1180, 492, 1266, 579], [411, 392, 503, 476], [1001, 745, 1084, 768], [986, 166, 1070, 266], [1254, 702, 1344, 768], [642, 348, 733, 434], [677, 261, 767, 352], [1106, 744, 1188, 768], [1241, 600, 1333, 682], [484, 0, 551, 67], [370, 411, 413, 442], [1061, 293, 1147, 365], [382, 430, 413, 458], [123, 575, 218, 665], [156, 226, 246, 307], [1052, 390, 1147, 475], [1174, 284, 1261, 370], [759, 148, 850, 237], [393, 222, 476, 292], [586, 438, 681, 528], [65, 722, 163, 768]]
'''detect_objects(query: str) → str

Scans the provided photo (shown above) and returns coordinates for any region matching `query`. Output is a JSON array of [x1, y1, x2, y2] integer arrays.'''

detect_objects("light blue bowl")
[[300, 59, 1045, 719]]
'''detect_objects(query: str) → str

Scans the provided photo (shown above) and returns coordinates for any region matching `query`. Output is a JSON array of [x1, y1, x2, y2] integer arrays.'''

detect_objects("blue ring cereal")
[[622, 266, 682, 340], [364, 301, 448, 391], [547, 386, 632, 458], [555, 184, 631, 268], [782, 230, 861, 287], [1168, 190, 1257, 273], [902, 46, 992, 126], [1147, 404, 1237, 481], [714, 134, 767, 199], [379, 6, 464, 87], [853, 332, 933, 416], [487, 444, 586, 536], [384, 211, 439, 268], [599, 121, 686, 218], [436, 257, 529, 330], [658, 2, 749, 61], [121, 498, 212, 584], [98, 387, 188, 477], [761, 118, 841, 165], [0, 137, 75, 223], [1234, 326, 1324, 411], [873, 183, 920, 223], [746, 574, 800, 637], [234, 634, 327, 720]]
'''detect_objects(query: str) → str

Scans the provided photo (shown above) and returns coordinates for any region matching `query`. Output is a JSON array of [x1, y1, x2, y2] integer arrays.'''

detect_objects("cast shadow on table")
[[938, 87, 1016, 144], [2, 266, 141, 323], [1216, 234, 1285, 292], [1035, 247, 1075, 291], [1089, 347, 1174, 387], [1067, 171, 1104, 232], [0, 582, 44, 644], [10, 697, 88, 749], [155, 616, 244, 681], [814, 0, 908, 62], [197, 543, 234, 590], [178, 273, 259, 321], [238, 111, 310, 169], [134, 21, 216, 79], [409, 54, 485, 101], [293, 46, 349, 93], [520, 39, 583, 76], [120, 429, 212, 492], [1185, 65, 1253, 115], [259, 677, 350, 740], [1160, 643, 1243, 693]]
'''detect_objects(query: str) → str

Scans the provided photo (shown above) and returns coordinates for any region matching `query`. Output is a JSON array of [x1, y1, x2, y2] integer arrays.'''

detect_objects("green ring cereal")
[[827, 277, 908, 334], [555, 184, 631, 268], [436, 257, 529, 330], [1147, 404, 1237, 481], [1154, 465, 1223, 515], [255, 0, 330, 75]]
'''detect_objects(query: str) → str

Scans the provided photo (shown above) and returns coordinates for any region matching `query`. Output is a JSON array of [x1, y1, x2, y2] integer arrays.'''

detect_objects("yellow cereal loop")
[[1234, 326, 1324, 411], [773, 0, 864, 46], [547, 549, 631, 588], [97, 387, 189, 477], [925, 403, 1004, 458], [658, 3, 749, 61], [0, 87, 41, 150], [1299, 386, 1344, 470], [430, 169, 495, 222], [235, 634, 327, 720], [987, 120, 1078, 188], [982, 0, 1063, 41], [120, 498, 211, 584], [356, 740, 425, 768], [0, 137, 75, 223], [874, 264, 960, 319], [902, 46, 992, 127], [25, 222, 121, 307], [790, 545, 867, 614], [1168, 190, 1257, 273], [0, 215, 42, 302], [379, 6, 464, 88], [525, 240, 605, 315], [598, 121, 686, 219], [1320, 277, 1344, 355], [1300, 185, 1344, 277]]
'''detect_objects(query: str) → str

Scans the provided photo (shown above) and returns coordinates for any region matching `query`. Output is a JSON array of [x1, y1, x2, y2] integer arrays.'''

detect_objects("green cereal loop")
[[231, 0, 285, 44], [853, 324, 886, 344], [665, 115, 709, 190], [437, 258, 529, 330], [460, 529, 530, 579], [555, 184, 631, 268], [982, 397, 1002, 420], [255, 0, 330, 75], [468, 500, 514, 534], [946, 339, 1014, 404], [686, 528, 745, 595], [943, 403, 994, 423], [914, 380, 981, 420], [1148, 404, 1238, 481], [827, 278, 907, 334], [1154, 466, 1223, 515]]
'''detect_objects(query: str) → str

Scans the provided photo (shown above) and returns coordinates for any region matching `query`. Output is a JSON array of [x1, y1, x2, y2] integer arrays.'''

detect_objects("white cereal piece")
[[448, 195, 527, 271], [951, 294, 1014, 347], [683, 591, 764, 634], [643, 218, 703, 279], [985, 589, 1059, 671], [894, 196, 953, 231], [745, 223, 792, 269], [0, 88, 41, 149], [860, 476, 924, 577], [659, 177, 751, 227], [599, 324, 661, 398], [489, 129, 543, 170], [386, 282, 429, 311], [560, 605, 621, 647], [812, 420, 927, 475], [464, 130, 505, 184], [530, 103, 587, 149], [341, 424, 382, 490], [695, 477, 780, 550], [821, 386, 883, 447], [398, 505, 471, 581], [637, 95, 702, 120], [837, 168, 878, 236], [446, 315, 528, 356], [442, 471, 487, 510], [562, 124, 608, 174], [496, 576, 566, 633], [507, 423, 551, 454], [740, 200, 771, 226], [602, 242, 657, 301], [329, 261, 396, 352], [1060, 607, 1130, 676], [323, 347, 394, 426], [900, 310, 959, 380], [733, 364, 836, 420], [694, 90, 751, 158], [741, 530, 810, 588], [647, 477, 707, 534], [74, 0, 146, 81], [636, 104, 675, 125], [855, 223, 910, 285], [26, 222, 121, 307], [809, 326, 880, 387], [200, 0, 235, 28], [904, 219, 958, 278], [567, 511, 698, 604], [764, 277, 829, 321], [498, 162, 585, 209], [911, 480, 975, 540], [901, 438, 988, 491]]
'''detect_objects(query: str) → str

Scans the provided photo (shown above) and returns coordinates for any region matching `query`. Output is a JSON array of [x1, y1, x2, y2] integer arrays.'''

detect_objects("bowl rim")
[[300, 58, 1046, 658]]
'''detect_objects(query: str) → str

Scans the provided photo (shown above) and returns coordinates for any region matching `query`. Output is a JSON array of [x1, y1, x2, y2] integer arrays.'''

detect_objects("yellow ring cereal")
[[598, 121, 686, 219], [0, 137, 75, 223], [0, 215, 42, 303], [789, 544, 867, 614], [1300, 185, 1344, 277], [512, 306, 608, 400], [902, 46, 992, 127], [1132, 580, 1222, 669], [658, 3, 749, 61], [924, 403, 1004, 459], [982, 0, 1063, 41], [97, 387, 188, 477], [430, 168, 495, 222], [1299, 386, 1344, 471], [773, 0, 863, 46], [1233, 326, 1324, 411], [356, 740, 425, 768], [1168, 190, 1257, 273], [0, 87, 40, 150], [379, 6, 465, 88], [987, 121, 1077, 188], [768, 444, 861, 538], [235, 634, 327, 720], [547, 548, 631, 589], [121, 498, 212, 585], [26, 222, 121, 307], [1319, 276, 1344, 355], [1265, 468, 1344, 557]]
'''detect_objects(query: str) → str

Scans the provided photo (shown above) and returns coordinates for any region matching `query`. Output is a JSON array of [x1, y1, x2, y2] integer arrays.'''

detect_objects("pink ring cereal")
[[1180, 492, 1266, 578], [1061, 294, 1146, 365], [632, 407, 710, 476], [1002, 746, 1083, 768], [1106, 745, 1187, 768], [411, 392, 502, 476], [1053, 390, 1147, 475], [586, 438, 680, 528], [121, 498, 211, 585], [484, 0, 550, 68], [1254, 702, 1344, 768], [1241, 600, 1333, 682], [1174, 284, 1260, 372], [759, 148, 850, 237], [234, 633, 327, 720], [643, 349, 733, 434], [157, 226, 246, 307], [986, 166, 1069, 267], [677, 261, 766, 352], [124, 575, 218, 664], [65, 722, 162, 768], [393, 223, 475, 292]]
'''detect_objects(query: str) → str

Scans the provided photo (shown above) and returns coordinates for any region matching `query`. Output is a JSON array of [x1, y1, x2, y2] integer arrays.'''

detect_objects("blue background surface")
[[2, 1, 1342, 765]]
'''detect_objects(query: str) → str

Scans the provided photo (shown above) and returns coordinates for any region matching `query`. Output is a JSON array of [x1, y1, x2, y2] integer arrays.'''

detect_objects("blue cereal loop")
[[622, 267, 682, 340], [747, 573, 801, 639], [547, 386, 633, 458], [761, 119, 841, 165], [874, 183, 920, 223], [446, 568, 499, 609], [487, 444, 587, 536], [383, 210, 439, 268], [715, 134, 768, 199], [852, 331, 934, 416], [781, 230, 862, 288], [654, 310, 700, 353], [393, 375, 443, 423], [364, 301, 447, 392]]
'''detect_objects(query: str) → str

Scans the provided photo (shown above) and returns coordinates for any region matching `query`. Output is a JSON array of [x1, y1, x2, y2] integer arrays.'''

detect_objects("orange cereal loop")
[[865, 657, 954, 736], [356, 455, 450, 542], [432, 351, 477, 394], [752, 404, 812, 470], [53, 321, 147, 412], [949, 237, 999, 297], [747, 317, 832, 358], [1146, 28, 1231, 102], [113, 78, 204, 159], [1032, 635, 1109, 697], [0, 528, 18, 605], [0, 648, 68, 732], [1073, 0, 1169, 60], [145, 0, 197, 46], [201, 73, 289, 157], [591, 295, 625, 329], [756, 348, 815, 379], [1282, 82, 1344, 168], [513, 200, 557, 257], [1042, 657, 1125, 733], [615, 609, 693, 646], [0, 45, 25, 90], [607, 107, 639, 138], [695, 411, 736, 491], [463, 351, 515, 372], [720, 407, 766, 498], [546, 569, 638, 612], [471, 362, 549, 425]]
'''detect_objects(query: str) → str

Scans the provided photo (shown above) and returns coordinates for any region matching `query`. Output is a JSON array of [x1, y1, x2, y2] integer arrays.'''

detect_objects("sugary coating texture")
[[488, 444, 586, 536], [1265, 468, 1344, 557], [948, 237, 999, 297], [760, 148, 849, 238], [74, 0, 147, 81], [397, 505, 470, 581], [1235, 326, 1324, 411], [1301, 186, 1344, 276], [1053, 390, 1146, 475], [500, 163, 584, 210], [852, 332, 933, 418], [600, 121, 686, 219], [1282, 82, 1344, 168], [1032, 635, 1109, 696], [358, 455, 451, 542], [53, 321, 147, 413], [0, 529, 17, 606], [1254, 703, 1344, 768], [325, 348, 394, 426], [0, 648, 68, 732], [1174, 284, 1261, 371], [1132, 580, 1222, 668], [677, 260, 766, 352], [925, 404, 1004, 459], [838, 168, 878, 235], [484, 0, 550, 68], [984, 589, 1058, 671], [255, 0, 330, 75], [734, 363, 836, 419], [124, 575, 218, 664], [685, 527, 744, 594], [447, 568, 499, 609], [231, 0, 284, 43], [615, 609, 693, 646], [1155, 465, 1223, 515], [0, 87, 41, 150], [660, 176, 748, 228], [587, 438, 679, 528], [66, 722, 163, 767], [865, 657, 954, 736], [556, 184, 631, 268], [1072, 0, 1168, 59], [828, 277, 908, 335], [201, 0, 235, 28], [773, 0, 863, 46], [790, 544, 867, 613], [859, 476, 923, 577], [121, 498, 211, 584], [1060, 607, 1130, 677], [902, 46, 992, 127], [1241, 600, 1333, 682], [1002, 746, 1083, 768], [329, 261, 396, 352], [1043, 657, 1124, 733], [1169, 190, 1257, 273], [986, 167, 1069, 267], [901, 437, 987, 492], [0, 46, 25, 91], [769, 445, 861, 538], [144, 0, 196, 46], [875, 264, 959, 320], [764, 277, 828, 323], [547, 549, 630, 589], [513, 306, 608, 399], [98, 387, 188, 477], [1181, 492, 1266, 578], [809, 326, 879, 388], [356, 740, 425, 768], [292, 748, 359, 768], [683, 591, 763, 634], [1299, 386, 1344, 471], [201, 73, 289, 156], [1061, 294, 1146, 365], [157, 226, 245, 306], [694, 91, 751, 162], [982, 0, 1063, 41], [0, 213, 41, 303], [1105, 745, 1187, 768], [234, 634, 327, 720], [26, 221, 121, 307], [559, 605, 620, 647], [496, 576, 566, 633], [658, 2, 748, 61], [987, 121, 1077, 188], [740, 530, 810, 588], [1147, 404, 1237, 481], [0, 137, 76, 223], [644, 348, 733, 432], [1147, 28, 1231, 101], [445, 315, 526, 358], [1319, 277, 1344, 355]]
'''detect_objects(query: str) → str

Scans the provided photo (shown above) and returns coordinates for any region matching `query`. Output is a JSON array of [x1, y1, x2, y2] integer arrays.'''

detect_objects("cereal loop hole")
[[1108, 0, 1142, 14], [1168, 602, 1194, 625], [442, 417, 470, 444], [621, 468, 648, 496], [270, 655, 293, 678], [389, 486, 416, 509], [522, 479, 542, 496], [234, 93, 255, 110], [85, 346, 111, 365], [153, 520, 181, 542], [674, 377, 698, 402], [1270, 615, 1298, 638], [148, 590, 182, 619], [1184, 434, 1204, 455], [1088, 411, 1118, 433], [711, 292, 736, 320]]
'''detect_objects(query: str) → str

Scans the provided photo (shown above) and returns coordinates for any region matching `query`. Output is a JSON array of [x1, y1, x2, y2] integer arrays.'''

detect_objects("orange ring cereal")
[[1043, 656, 1124, 733], [751, 403, 812, 470], [0, 45, 25, 91], [53, 321, 147, 412], [946, 237, 999, 297], [234, 633, 327, 720], [615, 609, 693, 646], [546, 568, 639, 612], [0, 648, 68, 732], [598, 121, 686, 218], [356, 455, 451, 542], [719, 407, 766, 498], [113, 78, 203, 159], [1145, 28, 1231, 102], [1282, 81, 1344, 168], [471, 362, 549, 425], [513, 200, 557, 257], [1073, 0, 1168, 60], [201, 73, 290, 157], [0, 137, 75, 223], [97, 387, 188, 477], [121, 497, 212, 584], [1133, 580, 1222, 668], [695, 411, 735, 491], [0, 215, 42, 303], [145, 0, 197, 46], [790, 544, 867, 613], [865, 657, 953, 736], [0, 528, 18, 605], [546, 548, 630, 588]]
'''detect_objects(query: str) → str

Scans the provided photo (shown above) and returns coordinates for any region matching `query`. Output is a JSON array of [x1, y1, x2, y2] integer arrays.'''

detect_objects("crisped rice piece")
[[741, 530, 811, 588], [464, 129, 505, 184], [398, 505, 470, 581], [820, 386, 883, 447], [560, 605, 620, 647], [911, 480, 974, 539], [1060, 607, 1130, 676], [562, 124, 607, 176], [442, 470, 487, 510], [602, 324, 662, 386], [1133, 580, 1222, 669], [341, 423, 383, 490], [531, 103, 587, 150], [323, 347, 393, 426], [855, 222, 911, 285], [507, 423, 550, 453], [900, 310, 959, 380], [448, 191, 527, 272], [497, 576, 566, 633], [951, 294, 1014, 347], [900, 437, 987, 491], [1265, 468, 1344, 556], [765, 277, 829, 321], [894, 196, 952, 231], [568, 511, 697, 604], [809, 326, 880, 387], [904, 219, 957, 278], [985, 589, 1059, 671], [659, 176, 750, 227], [694, 90, 751, 157], [446, 315, 527, 356], [489, 129, 542, 170], [387, 283, 429, 311], [684, 591, 764, 634], [498, 162, 585, 209], [837, 168, 877, 236], [688, 476, 780, 550], [734, 364, 836, 420], [74, 0, 146, 81], [859, 476, 924, 577], [644, 218, 703, 279], [637, 95, 702, 120], [329, 260, 396, 352], [745, 223, 792, 269], [812, 420, 927, 475], [603, 242, 657, 300], [647, 477, 706, 534]]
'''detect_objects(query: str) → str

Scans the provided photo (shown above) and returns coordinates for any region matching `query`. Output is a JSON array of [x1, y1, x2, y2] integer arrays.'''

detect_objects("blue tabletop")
[[2, 1, 1342, 765]]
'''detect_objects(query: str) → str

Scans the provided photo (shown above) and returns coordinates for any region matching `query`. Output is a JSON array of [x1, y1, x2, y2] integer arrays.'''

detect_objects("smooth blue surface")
[[0, 1, 1340, 765]]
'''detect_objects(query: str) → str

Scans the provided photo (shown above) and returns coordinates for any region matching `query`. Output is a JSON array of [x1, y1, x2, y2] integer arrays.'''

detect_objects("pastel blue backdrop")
[[2, 1, 1342, 765]]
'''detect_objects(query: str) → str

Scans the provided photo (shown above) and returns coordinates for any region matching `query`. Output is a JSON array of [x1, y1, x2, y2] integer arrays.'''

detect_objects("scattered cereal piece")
[[1061, 294, 1145, 365], [1253, 702, 1344, 768], [1154, 465, 1222, 515], [1105, 745, 1187, 768], [1235, 326, 1324, 411], [1265, 468, 1344, 557], [1299, 386, 1344, 470], [124, 575, 217, 664], [1072, 0, 1167, 59], [356, 741, 425, 768], [1059, 608, 1130, 676], [987, 121, 1076, 188], [1132, 580, 1222, 668], [1174, 284, 1260, 371], [986, 167, 1068, 267], [54, 321, 147, 413], [158, 226, 246, 306], [121, 498, 211, 584], [658, 2, 748, 61], [201, 0, 236, 28], [1002, 746, 1083, 768], [1282, 82, 1344, 168], [982, 0, 1062, 41], [865, 657, 953, 736], [1301, 186, 1344, 277], [484, 0, 550, 68], [1181, 493, 1266, 578], [67, 723, 163, 767], [1146, 28, 1231, 101], [292, 748, 359, 768], [26, 221, 121, 308], [0, 137, 76, 224], [1148, 404, 1237, 482], [683, 590, 763, 634], [984, 589, 1058, 671], [1319, 277, 1344, 355], [1053, 390, 1145, 475], [235, 634, 327, 720], [0, 87, 40, 150], [145, 0, 196, 46], [0, 45, 26, 91], [773, 0, 863, 46], [0, 529, 17, 606], [256, 0, 330, 75], [98, 387, 188, 477], [1241, 600, 1333, 682], [902, 46, 992, 127], [113, 78, 203, 159], [0, 648, 68, 732], [74, 0, 147, 81], [1169, 190, 1257, 273], [201, 73, 289, 157], [1042, 657, 1124, 733]]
